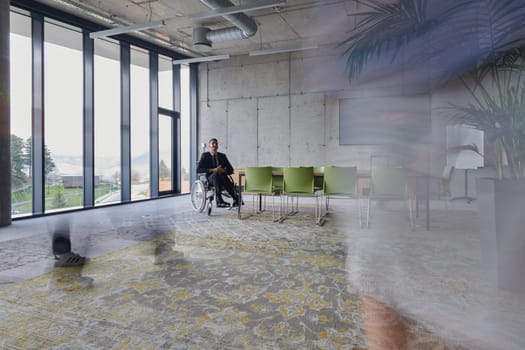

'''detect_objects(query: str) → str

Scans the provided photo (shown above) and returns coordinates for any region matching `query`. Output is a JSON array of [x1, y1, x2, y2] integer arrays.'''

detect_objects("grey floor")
[[1, 195, 524, 349]]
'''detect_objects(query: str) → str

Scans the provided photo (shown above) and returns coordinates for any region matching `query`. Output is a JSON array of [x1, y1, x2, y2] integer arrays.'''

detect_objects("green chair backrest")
[[272, 167, 283, 189], [440, 165, 455, 196], [283, 167, 314, 194], [370, 167, 408, 198], [442, 165, 454, 181], [245, 166, 273, 193], [323, 166, 357, 196], [313, 166, 325, 189]]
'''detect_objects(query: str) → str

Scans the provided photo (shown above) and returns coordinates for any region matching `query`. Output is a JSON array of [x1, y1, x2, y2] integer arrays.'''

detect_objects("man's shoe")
[[54, 252, 88, 267], [217, 201, 230, 208]]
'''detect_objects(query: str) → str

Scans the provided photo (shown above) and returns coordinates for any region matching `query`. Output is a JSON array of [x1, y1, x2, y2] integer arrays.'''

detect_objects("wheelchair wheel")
[[207, 200, 212, 216], [191, 180, 206, 212]]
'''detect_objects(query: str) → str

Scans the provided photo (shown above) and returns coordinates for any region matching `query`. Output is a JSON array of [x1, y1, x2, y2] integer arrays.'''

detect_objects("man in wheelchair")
[[197, 138, 240, 208]]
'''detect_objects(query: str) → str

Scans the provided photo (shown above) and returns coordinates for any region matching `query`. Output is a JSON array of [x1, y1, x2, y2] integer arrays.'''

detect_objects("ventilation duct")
[[193, 26, 212, 51], [192, 0, 258, 51]]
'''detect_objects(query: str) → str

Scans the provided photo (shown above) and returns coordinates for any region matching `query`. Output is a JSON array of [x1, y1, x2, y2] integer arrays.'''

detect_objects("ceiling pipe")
[[193, 0, 258, 51]]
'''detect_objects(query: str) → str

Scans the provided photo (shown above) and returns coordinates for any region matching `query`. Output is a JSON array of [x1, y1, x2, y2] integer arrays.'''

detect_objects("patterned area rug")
[[0, 211, 365, 349], [0, 210, 469, 349]]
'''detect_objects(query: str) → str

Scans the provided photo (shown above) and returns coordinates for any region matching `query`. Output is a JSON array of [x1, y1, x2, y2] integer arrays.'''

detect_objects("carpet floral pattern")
[[0, 209, 470, 349], [0, 212, 365, 349]]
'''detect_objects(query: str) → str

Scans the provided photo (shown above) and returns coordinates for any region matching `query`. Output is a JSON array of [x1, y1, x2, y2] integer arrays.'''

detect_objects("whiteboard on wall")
[[446, 124, 484, 169], [339, 95, 431, 145]]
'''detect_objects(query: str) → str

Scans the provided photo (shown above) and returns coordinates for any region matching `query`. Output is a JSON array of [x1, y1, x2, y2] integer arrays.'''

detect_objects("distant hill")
[[53, 152, 150, 181]]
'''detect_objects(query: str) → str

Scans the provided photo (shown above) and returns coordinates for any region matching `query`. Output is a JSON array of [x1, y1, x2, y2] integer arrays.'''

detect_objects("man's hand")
[[211, 165, 225, 174]]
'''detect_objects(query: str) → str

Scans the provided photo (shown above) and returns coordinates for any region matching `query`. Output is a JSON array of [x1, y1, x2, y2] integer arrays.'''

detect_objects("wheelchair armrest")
[[197, 172, 208, 182]]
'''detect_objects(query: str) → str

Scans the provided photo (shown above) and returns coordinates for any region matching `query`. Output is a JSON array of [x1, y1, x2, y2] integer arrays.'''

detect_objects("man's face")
[[209, 140, 218, 153]]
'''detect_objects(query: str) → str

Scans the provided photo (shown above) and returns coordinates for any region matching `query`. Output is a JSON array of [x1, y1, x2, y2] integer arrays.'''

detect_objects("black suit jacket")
[[197, 152, 234, 177]]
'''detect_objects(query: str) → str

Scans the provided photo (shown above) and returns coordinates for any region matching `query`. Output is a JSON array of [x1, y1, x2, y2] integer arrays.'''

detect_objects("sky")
[[10, 28, 190, 178]]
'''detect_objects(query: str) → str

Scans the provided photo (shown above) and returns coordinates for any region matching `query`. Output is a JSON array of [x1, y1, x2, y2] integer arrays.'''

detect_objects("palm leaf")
[[340, 0, 439, 81], [342, 0, 525, 84]]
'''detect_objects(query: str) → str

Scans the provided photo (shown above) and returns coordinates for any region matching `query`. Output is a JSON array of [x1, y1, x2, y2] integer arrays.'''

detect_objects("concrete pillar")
[[0, 0, 11, 226]]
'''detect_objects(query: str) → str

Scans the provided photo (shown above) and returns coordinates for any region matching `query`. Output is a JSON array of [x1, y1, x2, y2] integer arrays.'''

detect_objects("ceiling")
[[33, 0, 355, 58]]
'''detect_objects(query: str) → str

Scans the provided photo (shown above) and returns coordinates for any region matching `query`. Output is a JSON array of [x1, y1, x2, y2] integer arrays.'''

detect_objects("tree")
[[159, 160, 170, 180], [44, 144, 56, 175], [24, 137, 56, 175], [10, 134, 28, 189], [52, 188, 67, 208]]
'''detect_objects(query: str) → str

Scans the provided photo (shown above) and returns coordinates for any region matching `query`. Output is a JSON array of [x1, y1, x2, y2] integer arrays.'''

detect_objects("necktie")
[[213, 154, 218, 168]]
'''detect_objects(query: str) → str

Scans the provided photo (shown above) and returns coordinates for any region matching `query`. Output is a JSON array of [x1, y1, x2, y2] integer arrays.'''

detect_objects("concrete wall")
[[198, 49, 447, 175]]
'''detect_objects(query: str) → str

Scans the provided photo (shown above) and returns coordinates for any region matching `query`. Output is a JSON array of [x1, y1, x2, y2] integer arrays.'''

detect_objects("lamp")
[[249, 45, 318, 56], [172, 54, 230, 65], [89, 20, 164, 39], [189, 0, 286, 20]]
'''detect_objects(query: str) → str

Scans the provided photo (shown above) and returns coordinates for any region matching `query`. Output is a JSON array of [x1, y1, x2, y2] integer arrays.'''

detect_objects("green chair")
[[438, 165, 455, 199], [367, 166, 414, 229], [313, 166, 325, 191], [323, 166, 361, 227], [271, 167, 283, 192], [244, 166, 281, 221], [282, 166, 322, 224]]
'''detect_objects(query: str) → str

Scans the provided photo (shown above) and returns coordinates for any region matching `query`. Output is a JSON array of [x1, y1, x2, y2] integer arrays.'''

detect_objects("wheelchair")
[[190, 172, 239, 215]]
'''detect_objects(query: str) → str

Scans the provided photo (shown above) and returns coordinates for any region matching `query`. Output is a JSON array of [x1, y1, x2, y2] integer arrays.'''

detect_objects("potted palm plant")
[[450, 60, 525, 292], [340, 0, 525, 291]]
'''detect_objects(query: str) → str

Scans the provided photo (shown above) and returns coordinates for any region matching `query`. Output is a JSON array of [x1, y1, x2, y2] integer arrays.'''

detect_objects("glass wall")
[[159, 55, 174, 193], [159, 114, 173, 192], [94, 38, 121, 205], [130, 46, 150, 200], [158, 55, 173, 110], [180, 64, 190, 193], [9, 11, 32, 216], [9, 4, 194, 219], [44, 20, 83, 212]]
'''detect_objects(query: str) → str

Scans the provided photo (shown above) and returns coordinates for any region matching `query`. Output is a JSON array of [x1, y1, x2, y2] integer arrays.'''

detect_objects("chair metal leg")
[[408, 197, 414, 230], [271, 195, 276, 221], [357, 198, 362, 228], [366, 197, 371, 228]]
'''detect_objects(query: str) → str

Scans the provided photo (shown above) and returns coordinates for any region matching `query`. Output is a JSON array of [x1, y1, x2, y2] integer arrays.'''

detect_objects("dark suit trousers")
[[208, 173, 237, 201]]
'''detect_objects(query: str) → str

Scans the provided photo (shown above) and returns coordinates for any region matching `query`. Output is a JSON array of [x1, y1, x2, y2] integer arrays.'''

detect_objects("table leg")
[[238, 173, 242, 219], [426, 175, 430, 231]]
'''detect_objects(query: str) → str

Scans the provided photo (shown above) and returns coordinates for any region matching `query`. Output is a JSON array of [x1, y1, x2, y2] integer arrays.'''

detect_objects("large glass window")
[[9, 5, 191, 219], [180, 64, 190, 193], [9, 11, 32, 217], [94, 38, 121, 205], [158, 55, 173, 110], [159, 114, 173, 192], [44, 20, 83, 212], [130, 46, 150, 200]]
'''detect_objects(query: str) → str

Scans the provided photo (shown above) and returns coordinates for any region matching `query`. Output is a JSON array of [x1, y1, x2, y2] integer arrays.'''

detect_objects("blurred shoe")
[[216, 201, 230, 208], [55, 252, 88, 267]]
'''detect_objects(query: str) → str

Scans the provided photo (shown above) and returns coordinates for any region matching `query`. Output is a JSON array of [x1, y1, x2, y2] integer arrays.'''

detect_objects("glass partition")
[[130, 46, 151, 200], [44, 20, 83, 212], [180, 64, 190, 193], [94, 38, 121, 205], [9, 11, 32, 217]]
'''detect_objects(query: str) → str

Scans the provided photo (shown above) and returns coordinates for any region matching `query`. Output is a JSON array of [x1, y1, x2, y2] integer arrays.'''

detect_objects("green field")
[[11, 183, 117, 214]]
